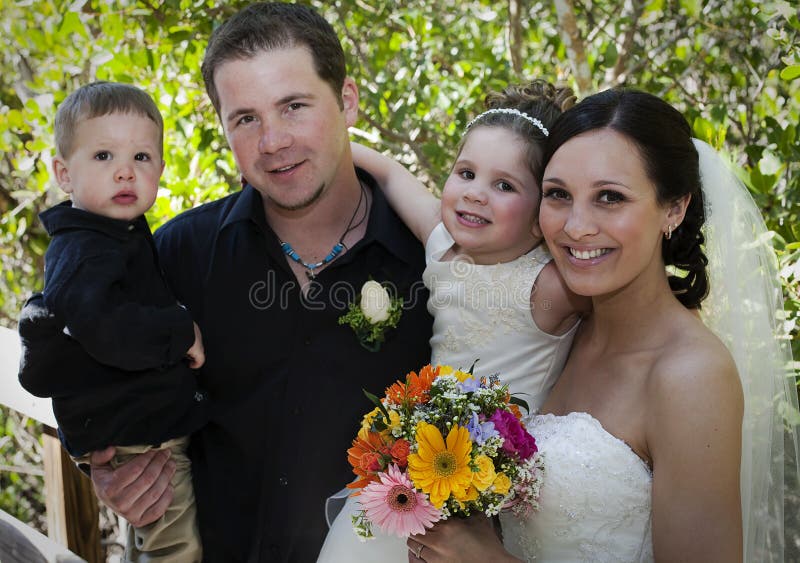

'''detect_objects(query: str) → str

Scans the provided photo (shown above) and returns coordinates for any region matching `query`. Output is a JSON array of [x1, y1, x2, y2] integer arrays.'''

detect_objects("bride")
[[318, 89, 800, 562]]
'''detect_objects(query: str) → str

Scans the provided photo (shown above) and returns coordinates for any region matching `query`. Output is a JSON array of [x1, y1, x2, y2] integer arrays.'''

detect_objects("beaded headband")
[[465, 108, 549, 137]]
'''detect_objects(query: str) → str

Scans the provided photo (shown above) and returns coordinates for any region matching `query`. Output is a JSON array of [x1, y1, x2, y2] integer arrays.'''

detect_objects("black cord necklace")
[[279, 182, 368, 280]]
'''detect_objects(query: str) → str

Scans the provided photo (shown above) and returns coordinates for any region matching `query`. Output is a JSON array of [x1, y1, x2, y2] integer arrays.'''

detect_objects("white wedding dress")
[[316, 412, 654, 562], [500, 413, 653, 562]]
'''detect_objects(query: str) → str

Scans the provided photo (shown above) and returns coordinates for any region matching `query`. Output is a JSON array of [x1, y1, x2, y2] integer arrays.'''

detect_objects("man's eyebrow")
[[226, 107, 255, 122], [225, 92, 316, 122], [276, 92, 315, 105]]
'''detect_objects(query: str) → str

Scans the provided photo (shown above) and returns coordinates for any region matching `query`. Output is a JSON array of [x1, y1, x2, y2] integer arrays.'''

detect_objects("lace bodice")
[[423, 223, 577, 410], [501, 412, 654, 562]]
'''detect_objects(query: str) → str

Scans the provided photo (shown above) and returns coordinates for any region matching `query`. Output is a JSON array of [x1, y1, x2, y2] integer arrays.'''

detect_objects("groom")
[[77, 3, 431, 561]]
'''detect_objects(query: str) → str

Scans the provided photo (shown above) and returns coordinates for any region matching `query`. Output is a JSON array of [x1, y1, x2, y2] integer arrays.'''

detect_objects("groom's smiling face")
[[214, 46, 359, 212]]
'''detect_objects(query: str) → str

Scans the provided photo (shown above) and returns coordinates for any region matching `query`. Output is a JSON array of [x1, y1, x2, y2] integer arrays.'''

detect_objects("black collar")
[[218, 167, 421, 266], [39, 200, 150, 240]]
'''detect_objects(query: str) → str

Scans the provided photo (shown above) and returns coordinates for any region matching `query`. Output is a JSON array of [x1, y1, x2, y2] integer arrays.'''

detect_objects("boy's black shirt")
[[18, 202, 209, 456]]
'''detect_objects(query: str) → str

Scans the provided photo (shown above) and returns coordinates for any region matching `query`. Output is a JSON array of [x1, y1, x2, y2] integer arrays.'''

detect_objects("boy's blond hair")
[[55, 81, 163, 158]]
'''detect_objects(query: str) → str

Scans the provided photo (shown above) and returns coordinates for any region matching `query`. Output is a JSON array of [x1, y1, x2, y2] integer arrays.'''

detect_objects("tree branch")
[[333, 2, 374, 77], [508, 0, 524, 77], [611, 0, 646, 83], [358, 111, 435, 173], [552, 0, 592, 94]]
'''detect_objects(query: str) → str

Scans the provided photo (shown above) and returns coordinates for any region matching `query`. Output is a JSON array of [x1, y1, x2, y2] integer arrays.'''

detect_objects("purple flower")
[[466, 412, 498, 445], [489, 409, 538, 459], [457, 376, 483, 394]]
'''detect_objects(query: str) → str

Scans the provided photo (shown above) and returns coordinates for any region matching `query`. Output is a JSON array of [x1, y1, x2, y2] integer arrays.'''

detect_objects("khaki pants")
[[75, 437, 202, 562]]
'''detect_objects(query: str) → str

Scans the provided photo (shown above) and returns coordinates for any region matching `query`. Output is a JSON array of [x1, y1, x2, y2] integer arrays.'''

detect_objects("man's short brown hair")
[[201, 2, 347, 114]]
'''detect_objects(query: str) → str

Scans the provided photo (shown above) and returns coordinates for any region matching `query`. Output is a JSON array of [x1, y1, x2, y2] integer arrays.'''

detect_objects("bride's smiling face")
[[539, 128, 674, 298]]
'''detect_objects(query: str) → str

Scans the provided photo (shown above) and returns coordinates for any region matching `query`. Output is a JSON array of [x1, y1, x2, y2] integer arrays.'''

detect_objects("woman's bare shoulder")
[[647, 313, 742, 414]]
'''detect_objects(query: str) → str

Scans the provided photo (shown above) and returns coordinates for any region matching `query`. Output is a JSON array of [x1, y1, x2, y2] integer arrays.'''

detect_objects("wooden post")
[[41, 428, 102, 563]]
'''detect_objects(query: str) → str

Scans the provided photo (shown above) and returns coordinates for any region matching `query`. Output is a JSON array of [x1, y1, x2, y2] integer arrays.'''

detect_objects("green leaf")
[[692, 117, 714, 143], [58, 11, 88, 40], [509, 395, 531, 414], [780, 65, 800, 81], [362, 389, 391, 422], [601, 42, 618, 68], [680, 0, 699, 17], [749, 166, 778, 193]]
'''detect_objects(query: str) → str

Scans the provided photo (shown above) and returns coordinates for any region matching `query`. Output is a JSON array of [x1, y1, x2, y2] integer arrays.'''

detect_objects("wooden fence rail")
[[1, 326, 99, 562]]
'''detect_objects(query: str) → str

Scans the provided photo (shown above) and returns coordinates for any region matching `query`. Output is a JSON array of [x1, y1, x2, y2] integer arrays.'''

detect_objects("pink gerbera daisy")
[[358, 464, 441, 537]]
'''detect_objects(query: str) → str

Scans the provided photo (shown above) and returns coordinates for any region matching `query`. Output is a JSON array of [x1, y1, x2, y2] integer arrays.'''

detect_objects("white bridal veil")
[[694, 139, 800, 561]]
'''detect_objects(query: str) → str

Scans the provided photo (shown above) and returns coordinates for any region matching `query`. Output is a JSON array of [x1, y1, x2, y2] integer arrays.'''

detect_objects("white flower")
[[360, 280, 391, 323]]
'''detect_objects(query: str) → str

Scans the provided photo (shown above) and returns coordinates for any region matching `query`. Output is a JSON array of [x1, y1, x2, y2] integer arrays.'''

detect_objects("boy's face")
[[53, 112, 164, 221]]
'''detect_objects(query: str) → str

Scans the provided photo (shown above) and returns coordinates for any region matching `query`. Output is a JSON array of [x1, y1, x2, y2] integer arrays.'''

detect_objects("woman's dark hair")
[[460, 79, 576, 181], [542, 88, 708, 309]]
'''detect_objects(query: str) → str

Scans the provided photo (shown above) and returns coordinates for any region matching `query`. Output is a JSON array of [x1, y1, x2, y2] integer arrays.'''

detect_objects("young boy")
[[18, 81, 208, 562]]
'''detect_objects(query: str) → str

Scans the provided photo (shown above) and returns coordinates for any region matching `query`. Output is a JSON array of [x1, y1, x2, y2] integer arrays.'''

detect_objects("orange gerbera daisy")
[[347, 431, 389, 490], [386, 364, 439, 406]]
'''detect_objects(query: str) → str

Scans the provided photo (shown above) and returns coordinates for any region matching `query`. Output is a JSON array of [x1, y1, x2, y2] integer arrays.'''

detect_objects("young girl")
[[356, 79, 587, 411], [318, 79, 589, 562]]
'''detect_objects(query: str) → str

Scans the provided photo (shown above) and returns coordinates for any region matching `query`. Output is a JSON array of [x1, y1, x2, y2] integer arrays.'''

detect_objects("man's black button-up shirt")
[[154, 169, 432, 562]]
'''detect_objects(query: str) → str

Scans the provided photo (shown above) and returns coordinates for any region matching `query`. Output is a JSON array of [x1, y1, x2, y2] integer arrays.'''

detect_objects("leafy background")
[[1, 0, 798, 559]]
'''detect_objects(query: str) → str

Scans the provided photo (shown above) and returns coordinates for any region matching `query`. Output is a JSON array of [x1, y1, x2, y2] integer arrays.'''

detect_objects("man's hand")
[[186, 322, 205, 369], [89, 446, 176, 527]]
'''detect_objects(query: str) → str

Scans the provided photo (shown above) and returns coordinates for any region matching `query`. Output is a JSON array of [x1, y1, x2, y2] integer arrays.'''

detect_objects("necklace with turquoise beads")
[[279, 181, 367, 280]]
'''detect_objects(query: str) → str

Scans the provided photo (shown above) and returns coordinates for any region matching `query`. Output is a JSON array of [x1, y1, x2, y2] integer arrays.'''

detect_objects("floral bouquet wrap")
[[347, 363, 544, 539]]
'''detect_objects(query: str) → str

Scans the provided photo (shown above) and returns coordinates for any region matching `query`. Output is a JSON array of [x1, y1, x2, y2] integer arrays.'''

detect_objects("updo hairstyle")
[[461, 79, 577, 180]]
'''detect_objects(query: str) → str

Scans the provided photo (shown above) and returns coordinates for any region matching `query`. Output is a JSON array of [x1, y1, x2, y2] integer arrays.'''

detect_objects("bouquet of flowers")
[[346, 363, 544, 539]]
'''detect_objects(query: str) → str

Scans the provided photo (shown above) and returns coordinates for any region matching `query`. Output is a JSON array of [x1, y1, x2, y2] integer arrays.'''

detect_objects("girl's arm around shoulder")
[[351, 142, 440, 243], [646, 330, 743, 562], [530, 261, 591, 336]]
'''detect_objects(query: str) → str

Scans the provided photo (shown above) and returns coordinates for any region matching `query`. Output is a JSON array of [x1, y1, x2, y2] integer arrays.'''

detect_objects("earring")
[[665, 223, 675, 240]]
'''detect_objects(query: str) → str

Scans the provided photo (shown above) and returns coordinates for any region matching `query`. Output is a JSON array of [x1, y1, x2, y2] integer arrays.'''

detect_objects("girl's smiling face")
[[441, 126, 542, 265]]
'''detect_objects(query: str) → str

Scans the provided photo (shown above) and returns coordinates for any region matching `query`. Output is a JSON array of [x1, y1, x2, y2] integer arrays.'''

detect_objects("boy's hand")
[[89, 447, 176, 527], [185, 322, 205, 369]]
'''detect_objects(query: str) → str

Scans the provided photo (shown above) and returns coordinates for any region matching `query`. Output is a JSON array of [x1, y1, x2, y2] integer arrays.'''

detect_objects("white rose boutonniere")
[[339, 280, 403, 352], [360, 280, 392, 323]]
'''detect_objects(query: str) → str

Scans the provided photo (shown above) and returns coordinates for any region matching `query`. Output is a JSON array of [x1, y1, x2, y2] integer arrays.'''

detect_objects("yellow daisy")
[[408, 422, 473, 508]]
